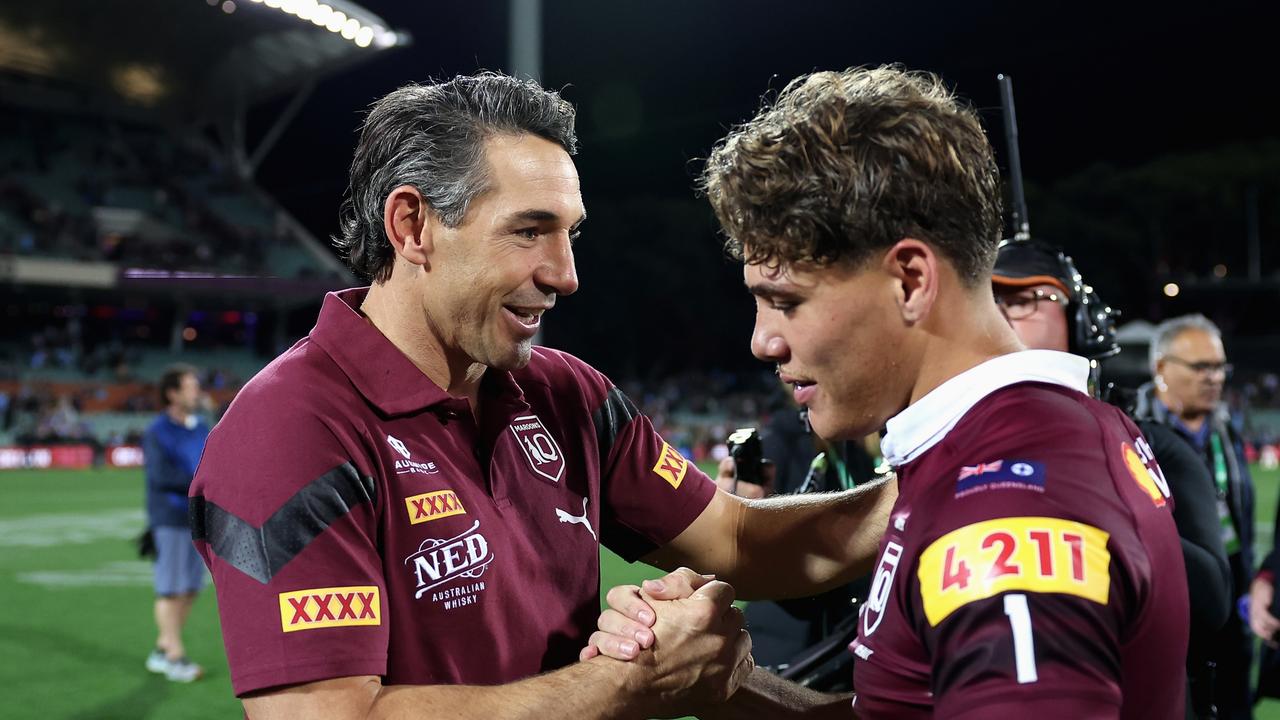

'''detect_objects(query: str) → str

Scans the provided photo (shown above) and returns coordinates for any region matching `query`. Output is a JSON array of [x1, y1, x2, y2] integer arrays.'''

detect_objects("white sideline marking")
[[18, 560, 154, 588], [0, 509, 144, 547]]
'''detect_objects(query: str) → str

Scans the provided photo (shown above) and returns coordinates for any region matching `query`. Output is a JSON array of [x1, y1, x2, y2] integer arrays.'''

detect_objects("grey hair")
[[1149, 313, 1222, 374], [334, 72, 578, 283]]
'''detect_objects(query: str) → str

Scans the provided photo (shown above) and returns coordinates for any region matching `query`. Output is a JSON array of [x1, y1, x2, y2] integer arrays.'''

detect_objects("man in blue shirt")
[[143, 364, 211, 683]]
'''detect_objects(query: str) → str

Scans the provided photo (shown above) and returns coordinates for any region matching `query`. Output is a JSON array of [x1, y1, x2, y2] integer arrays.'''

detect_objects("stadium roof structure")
[[0, 0, 408, 124], [0, 0, 409, 304]]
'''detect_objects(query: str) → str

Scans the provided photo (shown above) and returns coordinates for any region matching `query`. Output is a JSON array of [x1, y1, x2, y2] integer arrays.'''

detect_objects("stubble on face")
[[419, 134, 583, 376], [1161, 329, 1226, 416]]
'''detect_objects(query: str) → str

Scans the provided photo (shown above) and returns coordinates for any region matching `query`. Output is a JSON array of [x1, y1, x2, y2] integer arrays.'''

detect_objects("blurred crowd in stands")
[[0, 325, 248, 449], [4, 317, 1280, 462], [619, 369, 787, 464], [0, 105, 336, 279]]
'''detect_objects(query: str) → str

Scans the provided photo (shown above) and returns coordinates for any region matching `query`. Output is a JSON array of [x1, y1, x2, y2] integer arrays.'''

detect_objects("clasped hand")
[[581, 568, 754, 711]]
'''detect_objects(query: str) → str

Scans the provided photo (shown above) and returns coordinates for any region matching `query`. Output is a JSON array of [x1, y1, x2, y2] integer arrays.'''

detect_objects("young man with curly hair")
[[592, 66, 1188, 719]]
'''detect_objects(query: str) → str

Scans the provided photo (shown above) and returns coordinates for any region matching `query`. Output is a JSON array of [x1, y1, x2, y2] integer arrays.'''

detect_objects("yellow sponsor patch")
[[279, 585, 381, 633], [652, 441, 690, 489], [1121, 441, 1168, 508], [917, 517, 1110, 627], [405, 489, 466, 525]]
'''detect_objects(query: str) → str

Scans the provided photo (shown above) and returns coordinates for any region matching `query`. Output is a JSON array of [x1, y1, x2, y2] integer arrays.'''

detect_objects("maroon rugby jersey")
[[851, 351, 1187, 719], [190, 289, 716, 696]]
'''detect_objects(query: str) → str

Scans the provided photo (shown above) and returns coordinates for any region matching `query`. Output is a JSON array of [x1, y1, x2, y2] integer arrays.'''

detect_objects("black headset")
[[998, 238, 1120, 361]]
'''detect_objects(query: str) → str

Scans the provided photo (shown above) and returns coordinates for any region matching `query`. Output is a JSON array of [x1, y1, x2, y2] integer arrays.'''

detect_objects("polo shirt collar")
[[880, 349, 1090, 468], [310, 288, 527, 416]]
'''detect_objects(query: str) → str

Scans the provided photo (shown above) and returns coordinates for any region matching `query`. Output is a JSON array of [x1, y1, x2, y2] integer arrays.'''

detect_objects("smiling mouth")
[[503, 305, 548, 330]]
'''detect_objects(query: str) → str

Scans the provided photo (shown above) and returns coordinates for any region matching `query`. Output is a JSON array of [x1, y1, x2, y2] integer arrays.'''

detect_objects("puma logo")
[[555, 497, 596, 541]]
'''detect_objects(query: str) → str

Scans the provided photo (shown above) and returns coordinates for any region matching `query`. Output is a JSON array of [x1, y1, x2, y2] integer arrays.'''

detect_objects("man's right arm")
[[244, 662, 641, 720], [244, 578, 754, 720]]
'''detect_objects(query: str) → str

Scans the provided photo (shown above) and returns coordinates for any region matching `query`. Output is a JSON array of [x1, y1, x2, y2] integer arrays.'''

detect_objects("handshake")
[[579, 568, 755, 717]]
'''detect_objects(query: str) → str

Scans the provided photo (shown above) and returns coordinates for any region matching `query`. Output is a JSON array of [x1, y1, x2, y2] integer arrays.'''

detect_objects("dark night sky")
[[249, 0, 1277, 377]]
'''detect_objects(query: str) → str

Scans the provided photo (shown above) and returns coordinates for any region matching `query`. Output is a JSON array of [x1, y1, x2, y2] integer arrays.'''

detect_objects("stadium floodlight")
[[375, 28, 398, 48], [238, 0, 398, 49], [294, 0, 318, 21]]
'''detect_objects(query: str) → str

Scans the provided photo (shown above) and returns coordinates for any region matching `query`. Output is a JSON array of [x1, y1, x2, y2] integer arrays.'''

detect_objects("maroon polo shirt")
[[190, 288, 716, 696], [851, 352, 1187, 719]]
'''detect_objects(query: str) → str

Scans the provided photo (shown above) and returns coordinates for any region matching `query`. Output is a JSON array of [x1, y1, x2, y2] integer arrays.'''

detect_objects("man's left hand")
[[580, 567, 715, 661]]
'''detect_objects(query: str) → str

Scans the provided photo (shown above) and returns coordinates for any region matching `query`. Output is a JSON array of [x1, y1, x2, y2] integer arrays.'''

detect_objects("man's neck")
[[908, 293, 1026, 406], [360, 281, 487, 406], [166, 407, 190, 426], [1156, 391, 1209, 433]]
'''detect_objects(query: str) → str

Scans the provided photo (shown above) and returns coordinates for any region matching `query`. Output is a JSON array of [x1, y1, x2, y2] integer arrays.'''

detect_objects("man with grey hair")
[[189, 71, 894, 719], [1133, 313, 1254, 719]]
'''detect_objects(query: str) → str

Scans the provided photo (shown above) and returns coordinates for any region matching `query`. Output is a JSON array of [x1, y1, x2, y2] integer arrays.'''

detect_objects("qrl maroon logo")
[[861, 540, 903, 637], [509, 414, 564, 483]]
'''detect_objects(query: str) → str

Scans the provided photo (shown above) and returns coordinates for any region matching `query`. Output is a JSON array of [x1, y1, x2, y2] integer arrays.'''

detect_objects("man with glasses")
[[990, 243, 1075, 354], [1134, 313, 1254, 719]]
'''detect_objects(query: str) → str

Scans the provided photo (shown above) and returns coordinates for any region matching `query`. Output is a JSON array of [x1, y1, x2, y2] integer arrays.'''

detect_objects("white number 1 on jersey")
[[1003, 593, 1038, 683]]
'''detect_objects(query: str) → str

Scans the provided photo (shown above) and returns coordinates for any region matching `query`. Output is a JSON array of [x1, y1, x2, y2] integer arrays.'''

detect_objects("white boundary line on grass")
[[0, 508, 144, 547]]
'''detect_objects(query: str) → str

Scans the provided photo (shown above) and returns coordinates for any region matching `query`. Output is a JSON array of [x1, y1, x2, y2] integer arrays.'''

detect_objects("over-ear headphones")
[[994, 239, 1120, 361]]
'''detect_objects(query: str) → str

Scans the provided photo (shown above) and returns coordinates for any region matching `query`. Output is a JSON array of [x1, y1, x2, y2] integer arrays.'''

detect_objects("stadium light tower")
[[509, 0, 542, 82], [510, 0, 548, 347]]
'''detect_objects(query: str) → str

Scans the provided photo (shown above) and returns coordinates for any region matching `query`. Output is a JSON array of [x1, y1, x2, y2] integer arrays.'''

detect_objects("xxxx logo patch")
[[278, 585, 380, 632], [652, 441, 689, 489], [405, 489, 466, 525]]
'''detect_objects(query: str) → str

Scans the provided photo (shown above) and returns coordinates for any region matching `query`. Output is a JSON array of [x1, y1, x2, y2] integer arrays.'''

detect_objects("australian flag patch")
[[954, 459, 1046, 498]]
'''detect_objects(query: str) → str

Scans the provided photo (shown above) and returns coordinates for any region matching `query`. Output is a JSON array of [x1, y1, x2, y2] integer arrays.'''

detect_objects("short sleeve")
[[190, 391, 387, 696], [561, 360, 716, 561], [916, 409, 1136, 717], [915, 522, 1125, 717]]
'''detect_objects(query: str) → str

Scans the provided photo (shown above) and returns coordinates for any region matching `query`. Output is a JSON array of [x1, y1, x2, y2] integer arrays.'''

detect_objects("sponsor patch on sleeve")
[[954, 459, 1046, 498], [652, 441, 690, 489], [279, 585, 381, 633], [1121, 439, 1171, 508], [917, 517, 1110, 626]]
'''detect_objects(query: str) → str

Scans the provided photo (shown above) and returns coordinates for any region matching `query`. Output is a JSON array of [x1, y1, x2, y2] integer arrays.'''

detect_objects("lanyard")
[[1209, 431, 1229, 498], [831, 449, 852, 490], [801, 449, 853, 492]]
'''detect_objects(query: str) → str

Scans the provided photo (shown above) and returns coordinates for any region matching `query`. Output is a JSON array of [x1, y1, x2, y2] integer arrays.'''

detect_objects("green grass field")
[[3, 464, 1280, 718]]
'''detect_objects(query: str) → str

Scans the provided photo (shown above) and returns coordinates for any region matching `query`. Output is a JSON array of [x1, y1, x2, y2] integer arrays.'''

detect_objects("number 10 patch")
[[917, 517, 1111, 626]]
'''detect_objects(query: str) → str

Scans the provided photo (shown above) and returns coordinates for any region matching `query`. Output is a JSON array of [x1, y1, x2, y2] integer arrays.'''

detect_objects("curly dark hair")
[[700, 65, 1002, 286], [334, 72, 578, 283]]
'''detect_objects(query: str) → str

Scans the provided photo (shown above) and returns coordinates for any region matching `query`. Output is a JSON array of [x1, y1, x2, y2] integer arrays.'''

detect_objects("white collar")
[[880, 350, 1090, 467]]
